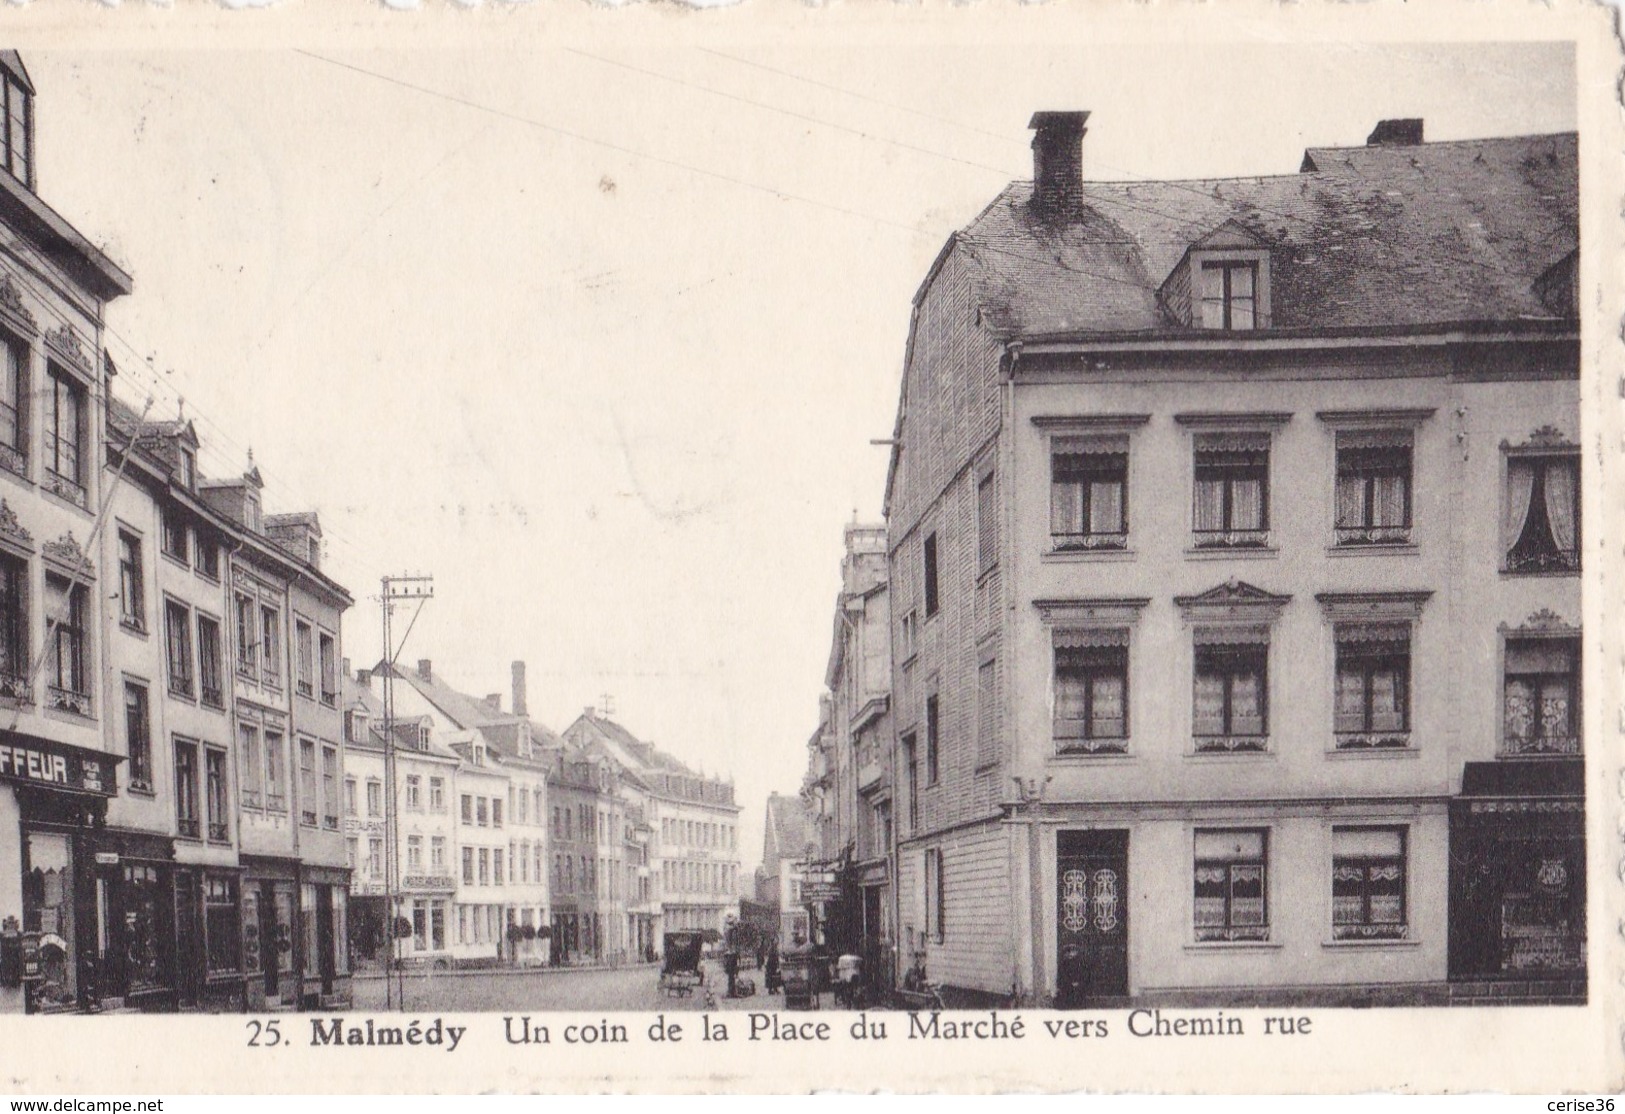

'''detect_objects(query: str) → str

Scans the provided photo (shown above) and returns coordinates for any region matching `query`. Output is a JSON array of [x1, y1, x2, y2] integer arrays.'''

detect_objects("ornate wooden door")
[[1056, 830, 1128, 1003]]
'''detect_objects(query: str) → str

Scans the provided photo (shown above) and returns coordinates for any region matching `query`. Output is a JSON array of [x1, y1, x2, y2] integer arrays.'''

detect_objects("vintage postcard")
[[0, 0, 1618, 1095]]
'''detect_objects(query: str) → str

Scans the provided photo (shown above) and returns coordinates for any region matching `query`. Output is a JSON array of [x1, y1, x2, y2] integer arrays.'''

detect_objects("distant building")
[[758, 792, 816, 948], [565, 708, 742, 945]]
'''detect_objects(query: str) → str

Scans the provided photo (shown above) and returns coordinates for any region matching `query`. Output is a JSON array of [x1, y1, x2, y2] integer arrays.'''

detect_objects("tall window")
[[45, 572, 88, 705], [174, 739, 200, 839], [925, 847, 945, 943], [977, 469, 997, 573], [238, 723, 262, 808], [431, 836, 447, 871], [405, 775, 421, 810], [160, 512, 188, 563], [924, 693, 940, 785], [1335, 432, 1412, 546], [344, 776, 357, 817], [903, 731, 919, 831], [462, 847, 475, 885], [430, 777, 446, 812], [1193, 434, 1268, 548], [366, 779, 382, 818], [298, 739, 317, 827], [234, 593, 256, 678], [196, 614, 223, 708], [1334, 626, 1411, 748], [0, 337, 23, 453], [1198, 260, 1257, 330], [922, 532, 939, 618], [263, 730, 286, 811], [117, 531, 145, 629], [1050, 438, 1128, 550], [164, 599, 194, 699], [1193, 829, 1268, 941], [1331, 828, 1407, 940], [124, 681, 152, 792], [259, 606, 281, 688], [407, 835, 423, 873], [318, 632, 338, 706], [1503, 637, 1581, 757], [44, 368, 82, 488], [461, 794, 473, 825], [1, 72, 32, 187], [294, 620, 314, 698], [478, 848, 490, 886], [321, 745, 339, 829], [1193, 640, 1268, 751], [369, 839, 383, 878], [0, 551, 23, 686], [493, 849, 504, 886], [194, 535, 220, 581], [492, 798, 503, 828], [1053, 637, 1129, 753], [204, 747, 228, 842], [1504, 455, 1580, 574]]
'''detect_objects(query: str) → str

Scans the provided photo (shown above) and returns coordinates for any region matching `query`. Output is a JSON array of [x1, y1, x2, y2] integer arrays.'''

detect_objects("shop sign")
[[345, 819, 386, 835], [0, 735, 119, 797], [94, 852, 120, 866], [352, 882, 386, 896], [402, 875, 455, 891], [801, 882, 842, 902]]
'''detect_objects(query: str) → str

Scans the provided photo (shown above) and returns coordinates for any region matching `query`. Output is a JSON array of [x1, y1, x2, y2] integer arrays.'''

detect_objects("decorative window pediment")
[[44, 325, 93, 383], [0, 272, 36, 338], [1314, 591, 1431, 625], [1034, 597, 1150, 628], [1176, 579, 1291, 623], [0, 498, 32, 553], [42, 530, 92, 578]]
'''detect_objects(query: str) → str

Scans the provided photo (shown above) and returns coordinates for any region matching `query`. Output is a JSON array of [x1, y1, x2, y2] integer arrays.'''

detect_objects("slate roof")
[[762, 792, 817, 868], [378, 661, 562, 755], [953, 132, 1577, 339]]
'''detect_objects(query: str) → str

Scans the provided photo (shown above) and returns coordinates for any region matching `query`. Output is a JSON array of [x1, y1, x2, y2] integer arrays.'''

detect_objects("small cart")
[[658, 932, 705, 998], [780, 950, 821, 1011]]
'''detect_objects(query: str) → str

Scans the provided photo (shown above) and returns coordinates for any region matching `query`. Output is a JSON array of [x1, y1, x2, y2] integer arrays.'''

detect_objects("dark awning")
[[1460, 759, 1583, 798]]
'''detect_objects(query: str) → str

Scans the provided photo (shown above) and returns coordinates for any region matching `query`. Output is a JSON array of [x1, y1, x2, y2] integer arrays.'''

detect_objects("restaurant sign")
[[402, 875, 456, 892], [0, 735, 119, 797]]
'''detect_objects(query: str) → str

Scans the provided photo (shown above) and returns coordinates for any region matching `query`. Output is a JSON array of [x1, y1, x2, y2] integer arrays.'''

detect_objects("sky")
[[23, 40, 1575, 873]]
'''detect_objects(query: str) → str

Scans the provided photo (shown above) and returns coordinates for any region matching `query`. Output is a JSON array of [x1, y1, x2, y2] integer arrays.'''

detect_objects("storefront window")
[[431, 902, 445, 951], [303, 883, 320, 978], [332, 888, 349, 976], [204, 875, 240, 975], [119, 864, 166, 994], [23, 831, 76, 1010]]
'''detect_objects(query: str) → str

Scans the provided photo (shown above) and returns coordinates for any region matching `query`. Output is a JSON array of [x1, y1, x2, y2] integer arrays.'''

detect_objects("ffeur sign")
[[0, 736, 119, 796]]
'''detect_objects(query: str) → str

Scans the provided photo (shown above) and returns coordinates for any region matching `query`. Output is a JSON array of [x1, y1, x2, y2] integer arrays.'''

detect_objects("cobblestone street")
[[352, 961, 827, 1013]]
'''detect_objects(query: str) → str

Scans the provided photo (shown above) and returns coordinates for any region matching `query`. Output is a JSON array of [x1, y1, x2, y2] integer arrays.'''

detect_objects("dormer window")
[[1199, 261, 1257, 331], [245, 494, 262, 532], [417, 724, 430, 751], [2, 69, 32, 190], [179, 448, 196, 491]]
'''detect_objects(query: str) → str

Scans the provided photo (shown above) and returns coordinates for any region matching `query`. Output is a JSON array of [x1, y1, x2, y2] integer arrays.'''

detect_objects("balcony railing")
[[201, 682, 224, 709], [1500, 732, 1581, 758], [1052, 531, 1129, 552], [1333, 921, 1408, 941], [1504, 549, 1580, 575], [0, 669, 31, 703], [1335, 525, 1411, 546], [47, 685, 91, 717], [1192, 529, 1270, 550], [207, 821, 229, 843], [1056, 736, 1129, 756], [1193, 734, 1268, 754], [177, 817, 200, 839], [1334, 731, 1412, 750]]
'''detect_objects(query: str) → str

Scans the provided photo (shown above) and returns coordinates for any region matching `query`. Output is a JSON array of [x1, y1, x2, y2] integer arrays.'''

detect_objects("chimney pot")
[[417, 659, 432, 680], [1366, 118, 1424, 147], [512, 660, 528, 718], [1028, 110, 1090, 220]]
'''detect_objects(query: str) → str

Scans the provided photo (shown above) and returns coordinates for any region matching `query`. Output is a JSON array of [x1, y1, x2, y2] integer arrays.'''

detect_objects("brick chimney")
[[1367, 118, 1423, 147], [512, 660, 528, 718], [417, 659, 432, 680], [1029, 111, 1090, 220]]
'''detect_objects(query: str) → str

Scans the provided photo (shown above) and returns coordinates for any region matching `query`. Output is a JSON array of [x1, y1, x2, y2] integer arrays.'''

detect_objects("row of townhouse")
[[0, 52, 356, 1015], [339, 657, 742, 969], [808, 112, 1586, 1007]]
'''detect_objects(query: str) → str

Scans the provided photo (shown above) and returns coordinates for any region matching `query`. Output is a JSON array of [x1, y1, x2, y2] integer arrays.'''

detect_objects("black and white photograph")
[[0, 5, 1617, 1094]]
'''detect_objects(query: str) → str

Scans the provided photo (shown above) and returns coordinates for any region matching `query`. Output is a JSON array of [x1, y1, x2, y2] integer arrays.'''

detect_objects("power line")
[[565, 48, 1021, 178], [696, 48, 1025, 147]]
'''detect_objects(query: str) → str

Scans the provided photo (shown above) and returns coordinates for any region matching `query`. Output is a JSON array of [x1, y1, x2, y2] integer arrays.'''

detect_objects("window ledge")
[[1043, 547, 1137, 564], [119, 619, 147, 638], [1051, 750, 1137, 765], [1321, 938, 1420, 950], [1183, 940, 1282, 953], [1185, 546, 1278, 562], [1325, 746, 1419, 760], [160, 552, 190, 571], [1325, 543, 1419, 559], [1186, 748, 1275, 762], [1499, 568, 1581, 579]]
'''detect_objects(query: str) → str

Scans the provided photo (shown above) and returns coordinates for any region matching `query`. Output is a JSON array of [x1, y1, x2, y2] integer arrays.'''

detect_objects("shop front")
[[85, 829, 179, 1012], [242, 856, 300, 1011], [300, 864, 352, 1009], [1448, 760, 1585, 996], [0, 734, 122, 1014]]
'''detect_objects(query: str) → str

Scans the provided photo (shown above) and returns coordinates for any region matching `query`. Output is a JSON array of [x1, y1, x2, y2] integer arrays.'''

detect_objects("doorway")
[[1055, 830, 1129, 1005]]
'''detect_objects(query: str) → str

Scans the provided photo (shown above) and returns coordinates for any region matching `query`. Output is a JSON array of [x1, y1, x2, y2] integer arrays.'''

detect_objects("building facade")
[[884, 113, 1581, 1006]]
